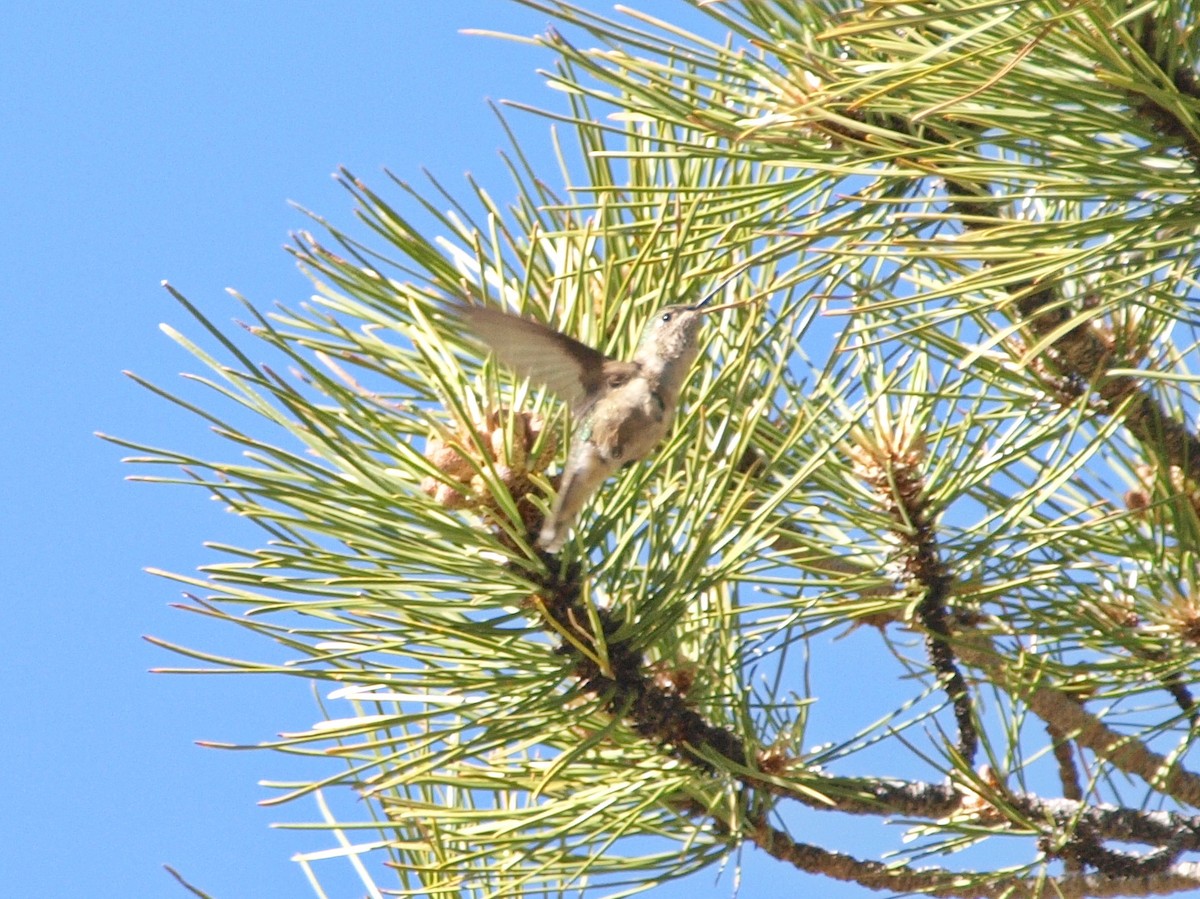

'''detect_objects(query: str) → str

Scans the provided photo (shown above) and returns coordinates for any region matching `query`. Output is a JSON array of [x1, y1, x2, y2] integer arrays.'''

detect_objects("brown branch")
[[1003, 287, 1200, 724], [956, 631, 1200, 808], [533, 555, 976, 808], [1048, 721, 1085, 803], [1137, 639, 1200, 728], [1128, 12, 1200, 170], [529, 551, 1200, 824], [515, 564, 1200, 898], [1045, 820, 1184, 880], [918, 571, 978, 765], [745, 807, 1200, 898], [746, 811, 972, 896], [532, 558, 755, 772], [1160, 673, 1199, 728], [1010, 795, 1200, 852], [1012, 285, 1200, 483], [823, 778, 1200, 852], [529, 563, 1200, 894], [849, 419, 978, 765]]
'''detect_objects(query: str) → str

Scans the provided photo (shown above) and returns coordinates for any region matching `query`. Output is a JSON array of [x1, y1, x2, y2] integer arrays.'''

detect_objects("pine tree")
[[111, 2, 1200, 895]]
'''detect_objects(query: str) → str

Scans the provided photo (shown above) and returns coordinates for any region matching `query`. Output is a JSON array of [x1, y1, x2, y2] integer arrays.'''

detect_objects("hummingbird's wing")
[[458, 305, 628, 412]]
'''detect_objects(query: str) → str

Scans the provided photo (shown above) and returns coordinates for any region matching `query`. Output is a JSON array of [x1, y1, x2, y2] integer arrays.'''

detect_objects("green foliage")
[[111, 1, 1200, 896]]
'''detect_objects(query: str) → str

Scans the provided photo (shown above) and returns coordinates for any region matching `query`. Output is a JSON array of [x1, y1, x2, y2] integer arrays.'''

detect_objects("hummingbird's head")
[[636, 303, 708, 363], [635, 291, 754, 367]]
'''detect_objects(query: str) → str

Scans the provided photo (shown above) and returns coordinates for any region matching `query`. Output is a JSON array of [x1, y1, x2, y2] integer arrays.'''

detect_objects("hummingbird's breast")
[[584, 374, 672, 465]]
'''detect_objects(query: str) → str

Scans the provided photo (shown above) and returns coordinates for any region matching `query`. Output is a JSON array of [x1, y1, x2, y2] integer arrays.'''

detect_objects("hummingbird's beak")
[[690, 265, 761, 312], [692, 295, 758, 314]]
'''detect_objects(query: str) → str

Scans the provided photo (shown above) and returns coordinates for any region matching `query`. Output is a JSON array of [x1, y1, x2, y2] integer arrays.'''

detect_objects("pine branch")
[[957, 629, 1200, 809], [127, 2, 1200, 894], [1127, 9, 1200, 170], [531, 549, 1200, 893], [745, 807, 1200, 899], [849, 410, 978, 766]]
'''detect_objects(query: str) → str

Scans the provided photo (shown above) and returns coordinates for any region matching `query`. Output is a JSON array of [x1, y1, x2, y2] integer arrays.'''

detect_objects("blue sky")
[[2, 4, 896, 897]]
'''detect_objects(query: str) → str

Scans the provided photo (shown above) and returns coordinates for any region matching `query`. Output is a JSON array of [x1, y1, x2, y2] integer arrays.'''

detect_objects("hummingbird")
[[457, 290, 750, 551]]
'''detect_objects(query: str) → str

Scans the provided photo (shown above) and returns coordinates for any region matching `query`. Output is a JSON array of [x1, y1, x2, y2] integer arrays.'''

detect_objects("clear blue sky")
[[2, 4, 895, 897]]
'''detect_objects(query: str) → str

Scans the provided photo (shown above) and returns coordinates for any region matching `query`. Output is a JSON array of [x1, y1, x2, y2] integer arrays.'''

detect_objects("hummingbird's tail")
[[537, 444, 616, 552]]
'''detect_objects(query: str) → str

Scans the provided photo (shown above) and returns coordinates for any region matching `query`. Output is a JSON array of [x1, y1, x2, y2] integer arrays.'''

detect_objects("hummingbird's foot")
[[537, 525, 566, 553]]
